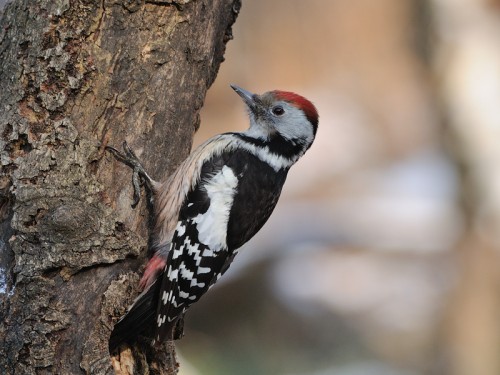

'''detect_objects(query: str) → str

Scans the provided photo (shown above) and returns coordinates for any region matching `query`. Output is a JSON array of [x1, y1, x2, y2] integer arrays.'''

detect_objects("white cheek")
[[275, 108, 314, 144]]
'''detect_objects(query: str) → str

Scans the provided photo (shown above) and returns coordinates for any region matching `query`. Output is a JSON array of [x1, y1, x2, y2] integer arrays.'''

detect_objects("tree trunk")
[[0, 0, 240, 374]]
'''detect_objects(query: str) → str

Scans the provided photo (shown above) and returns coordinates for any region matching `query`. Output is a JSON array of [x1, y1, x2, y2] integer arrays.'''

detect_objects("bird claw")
[[131, 170, 141, 208], [106, 141, 151, 208]]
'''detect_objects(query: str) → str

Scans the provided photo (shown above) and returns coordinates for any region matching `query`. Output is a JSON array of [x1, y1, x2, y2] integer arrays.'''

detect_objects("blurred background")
[[0, 0, 497, 373], [178, 1, 500, 375]]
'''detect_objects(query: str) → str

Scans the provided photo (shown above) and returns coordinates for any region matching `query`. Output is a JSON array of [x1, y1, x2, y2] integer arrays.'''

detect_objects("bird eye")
[[272, 106, 285, 116]]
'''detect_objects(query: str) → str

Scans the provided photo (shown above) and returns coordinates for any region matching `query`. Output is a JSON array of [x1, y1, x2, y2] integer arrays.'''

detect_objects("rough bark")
[[0, 0, 240, 374]]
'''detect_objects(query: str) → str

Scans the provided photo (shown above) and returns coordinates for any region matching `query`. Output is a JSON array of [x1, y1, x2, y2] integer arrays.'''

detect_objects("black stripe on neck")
[[233, 133, 305, 160]]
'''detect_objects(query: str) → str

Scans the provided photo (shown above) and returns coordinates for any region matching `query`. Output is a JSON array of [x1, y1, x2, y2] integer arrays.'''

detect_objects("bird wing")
[[109, 138, 238, 351], [155, 151, 240, 341]]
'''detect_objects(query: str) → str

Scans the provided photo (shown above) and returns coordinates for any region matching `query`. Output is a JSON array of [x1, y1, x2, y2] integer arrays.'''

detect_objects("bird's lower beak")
[[230, 85, 256, 109]]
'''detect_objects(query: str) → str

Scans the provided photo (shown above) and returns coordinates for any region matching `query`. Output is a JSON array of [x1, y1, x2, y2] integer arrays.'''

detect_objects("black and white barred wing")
[[109, 151, 236, 350], [155, 163, 240, 341]]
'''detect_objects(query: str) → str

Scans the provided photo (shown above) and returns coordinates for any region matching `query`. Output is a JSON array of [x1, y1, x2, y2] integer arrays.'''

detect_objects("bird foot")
[[106, 141, 153, 208]]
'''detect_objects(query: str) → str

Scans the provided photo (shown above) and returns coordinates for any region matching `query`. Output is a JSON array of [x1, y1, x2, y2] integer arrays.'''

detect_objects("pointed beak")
[[230, 84, 257, 109]]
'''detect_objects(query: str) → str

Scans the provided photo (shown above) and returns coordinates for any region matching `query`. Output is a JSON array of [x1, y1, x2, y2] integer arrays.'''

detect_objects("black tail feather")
[[108, 277, 161, 354]]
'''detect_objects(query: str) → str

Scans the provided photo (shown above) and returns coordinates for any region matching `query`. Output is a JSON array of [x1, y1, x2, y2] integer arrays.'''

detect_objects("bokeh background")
[[1, 0, 498, 374], [178, 1, 500, 375]]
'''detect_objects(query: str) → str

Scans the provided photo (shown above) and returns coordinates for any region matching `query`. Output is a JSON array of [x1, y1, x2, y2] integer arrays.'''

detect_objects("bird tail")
[[108, 277, 161, 354]]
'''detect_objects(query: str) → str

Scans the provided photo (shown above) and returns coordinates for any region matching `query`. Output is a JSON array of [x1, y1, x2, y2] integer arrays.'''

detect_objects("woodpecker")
[[107, 85, 318, 351]]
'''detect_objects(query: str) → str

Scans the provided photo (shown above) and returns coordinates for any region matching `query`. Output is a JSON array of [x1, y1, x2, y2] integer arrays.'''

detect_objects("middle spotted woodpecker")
[[107, 85, 318, 351]]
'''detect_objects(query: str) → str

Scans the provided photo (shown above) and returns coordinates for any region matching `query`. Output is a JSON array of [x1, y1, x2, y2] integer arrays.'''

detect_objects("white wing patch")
[[176, 222, 186, 237], [157, 314, 166, 327], [198, 266, 211, 274], [193, 165, 238, 250], [167, 268, 178, 281]]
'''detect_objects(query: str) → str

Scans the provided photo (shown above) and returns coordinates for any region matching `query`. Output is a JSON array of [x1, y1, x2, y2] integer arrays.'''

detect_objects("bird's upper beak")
[[231, 85, 257, 110]]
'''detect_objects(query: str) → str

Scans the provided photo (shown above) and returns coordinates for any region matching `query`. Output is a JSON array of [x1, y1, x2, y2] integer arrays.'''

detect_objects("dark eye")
[[272, 106, 285, 116]]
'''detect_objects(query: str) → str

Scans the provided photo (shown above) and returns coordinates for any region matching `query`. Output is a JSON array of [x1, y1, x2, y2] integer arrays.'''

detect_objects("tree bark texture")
[[0, 0, 240, 374]]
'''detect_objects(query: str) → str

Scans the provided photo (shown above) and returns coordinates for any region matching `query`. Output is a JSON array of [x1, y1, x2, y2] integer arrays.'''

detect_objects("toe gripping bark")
[[106, 141, 155, 208]]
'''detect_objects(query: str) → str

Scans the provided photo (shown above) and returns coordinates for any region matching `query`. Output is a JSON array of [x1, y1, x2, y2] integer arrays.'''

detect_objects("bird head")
[[231, 85, 318, 153]]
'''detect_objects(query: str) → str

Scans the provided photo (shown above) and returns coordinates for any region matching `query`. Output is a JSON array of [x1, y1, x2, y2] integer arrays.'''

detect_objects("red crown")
[[272, 90, 319, 130]]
